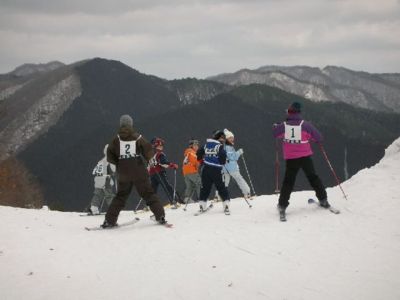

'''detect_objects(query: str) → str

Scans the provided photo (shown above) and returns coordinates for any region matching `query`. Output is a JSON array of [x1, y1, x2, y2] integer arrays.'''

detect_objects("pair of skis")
[[280, 199, 340, 222], [308, 198, 340, 214], [85, 216, 173, 231], [85, 217, 141, 231], [80, 212, 106, 217], [193, 203, 231, 216]]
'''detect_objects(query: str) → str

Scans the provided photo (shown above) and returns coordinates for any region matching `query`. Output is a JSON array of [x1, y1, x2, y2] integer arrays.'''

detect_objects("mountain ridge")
[[6, 61, 65, 77], [208, 65, 400, 113]]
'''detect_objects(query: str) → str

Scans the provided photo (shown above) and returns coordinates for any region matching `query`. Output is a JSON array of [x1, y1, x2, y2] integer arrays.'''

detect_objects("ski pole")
[[243, 193, 252, 208], [173, 169, 177, 204], [134, 198, 143, 213], [319, 144, 348, 201], [241, 153, 256, 196], [156, 171, 175, 205], [274, 139, 280, 194], [99, 194, 106, 213]]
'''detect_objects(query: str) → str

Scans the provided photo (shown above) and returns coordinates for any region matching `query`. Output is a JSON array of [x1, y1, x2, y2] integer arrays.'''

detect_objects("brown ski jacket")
[[107, 125, 153, 182]]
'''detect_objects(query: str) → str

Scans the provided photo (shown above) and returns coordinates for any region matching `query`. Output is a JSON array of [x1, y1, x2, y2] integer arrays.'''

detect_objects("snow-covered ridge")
[[208, 65, 400, 113], [383, 136, 400, 159], [0, 138, 399, 300], [8, 61, 65, 77], [0, 74, 81, 160], [0, 83, 25, 101], [343, 136, 400, 190]]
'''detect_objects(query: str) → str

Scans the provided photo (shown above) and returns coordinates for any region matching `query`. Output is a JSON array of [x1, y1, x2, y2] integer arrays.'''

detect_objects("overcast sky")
[[0, 0, 399, 79]]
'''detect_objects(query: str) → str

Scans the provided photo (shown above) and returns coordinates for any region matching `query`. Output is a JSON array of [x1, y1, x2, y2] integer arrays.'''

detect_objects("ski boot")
[[90, 205, 101, 215], [319, 198, 331, 209], [223, 200, 230, 215], [100, 220, 117, 229], [277, 204, 287, 222], [244, 193, 253, 200], [198, 201, 207, 213], [170, 202, 180, 209]]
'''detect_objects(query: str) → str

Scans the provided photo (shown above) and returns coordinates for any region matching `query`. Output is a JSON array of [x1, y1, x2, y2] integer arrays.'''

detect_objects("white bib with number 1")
[[283, 121, 307, 144]]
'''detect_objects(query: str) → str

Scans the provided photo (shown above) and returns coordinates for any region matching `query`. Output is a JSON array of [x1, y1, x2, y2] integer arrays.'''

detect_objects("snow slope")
[[1, 138, 400, 300]]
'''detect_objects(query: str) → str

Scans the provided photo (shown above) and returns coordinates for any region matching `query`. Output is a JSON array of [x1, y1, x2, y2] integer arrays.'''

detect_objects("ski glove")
[[237, 149, 244, 156], [169, 163, 179, 170]]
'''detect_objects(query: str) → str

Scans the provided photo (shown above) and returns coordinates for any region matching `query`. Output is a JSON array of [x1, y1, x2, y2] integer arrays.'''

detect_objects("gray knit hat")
[[189, 139, 199, 146], [120, 114, 133, 127]]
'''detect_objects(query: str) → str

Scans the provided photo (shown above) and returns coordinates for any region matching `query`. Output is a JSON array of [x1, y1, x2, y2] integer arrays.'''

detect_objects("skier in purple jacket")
[[273, 102, 330, 221]]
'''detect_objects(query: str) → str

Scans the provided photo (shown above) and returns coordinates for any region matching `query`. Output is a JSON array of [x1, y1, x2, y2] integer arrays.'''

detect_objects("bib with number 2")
[[118, 136, 139, 159]]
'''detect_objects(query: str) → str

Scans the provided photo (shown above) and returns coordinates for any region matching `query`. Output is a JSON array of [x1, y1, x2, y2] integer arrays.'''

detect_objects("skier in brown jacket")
[[101, 114, 167, 228]]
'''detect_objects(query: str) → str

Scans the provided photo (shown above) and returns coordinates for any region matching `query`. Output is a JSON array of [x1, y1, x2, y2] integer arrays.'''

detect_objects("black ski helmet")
[[287, 102, 302, 114], [212, 129, 225, 140]]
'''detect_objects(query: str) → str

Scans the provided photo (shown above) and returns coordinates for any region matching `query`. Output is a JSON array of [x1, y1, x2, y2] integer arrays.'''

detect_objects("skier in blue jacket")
[[196, 130, 231, 214], [222, 129, 251, 199]]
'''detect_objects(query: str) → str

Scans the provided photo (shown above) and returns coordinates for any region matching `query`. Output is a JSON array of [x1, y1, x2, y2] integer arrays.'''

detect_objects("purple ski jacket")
[[273, 113, 323, 160]]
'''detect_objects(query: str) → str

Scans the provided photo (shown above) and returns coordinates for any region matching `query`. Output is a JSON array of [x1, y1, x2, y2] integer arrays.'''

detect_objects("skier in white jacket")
[[87, 144, 116, 215]]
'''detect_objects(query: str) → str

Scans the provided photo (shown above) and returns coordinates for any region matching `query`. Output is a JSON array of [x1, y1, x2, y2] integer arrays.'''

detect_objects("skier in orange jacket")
[[182, 139, 202, 204]]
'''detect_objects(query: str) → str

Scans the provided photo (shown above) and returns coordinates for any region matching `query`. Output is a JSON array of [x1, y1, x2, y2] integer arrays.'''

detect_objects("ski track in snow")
[[1, 138, 400, 300]]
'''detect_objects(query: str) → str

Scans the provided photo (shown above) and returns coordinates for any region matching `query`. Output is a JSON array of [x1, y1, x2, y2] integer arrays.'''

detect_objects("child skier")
[[222, 129, 252, 199], [196, 130, 231, 214], [273, 102, 330, 221], [148, 137, 182, 208], [87, 144, 115, 215], [102, 115, 166, 228], [182, 139, 202, 204]]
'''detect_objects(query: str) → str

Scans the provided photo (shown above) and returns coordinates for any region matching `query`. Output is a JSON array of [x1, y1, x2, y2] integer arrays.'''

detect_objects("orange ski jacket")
[[182, 147, 200, 175]]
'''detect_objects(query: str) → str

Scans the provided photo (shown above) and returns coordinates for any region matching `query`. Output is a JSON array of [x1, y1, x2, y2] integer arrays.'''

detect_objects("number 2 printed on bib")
[[119, 140, 137, 159]]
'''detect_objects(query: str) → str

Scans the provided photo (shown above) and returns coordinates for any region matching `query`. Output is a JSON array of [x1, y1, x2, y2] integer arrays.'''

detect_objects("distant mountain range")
[[1, 58, 399, 211], [208, 65, 400, 113], [0, 61, 66, 100], [8, 61, 65, 77]]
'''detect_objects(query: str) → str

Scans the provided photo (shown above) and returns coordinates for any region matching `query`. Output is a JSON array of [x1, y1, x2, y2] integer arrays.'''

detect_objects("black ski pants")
[[200, 165, 230, 201], [150, 171, 182, 204], [106, 178, 165, 225], [279, 156, 327, 208]]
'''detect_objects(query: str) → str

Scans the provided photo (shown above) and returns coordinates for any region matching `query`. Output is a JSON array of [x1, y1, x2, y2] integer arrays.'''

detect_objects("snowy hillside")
[[1, 138, 400, 300], [208, 66, 400, 113]]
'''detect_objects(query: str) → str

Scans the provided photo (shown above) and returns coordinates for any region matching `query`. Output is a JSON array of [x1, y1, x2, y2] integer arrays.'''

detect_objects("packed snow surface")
[[1, 138, 400, 300]]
